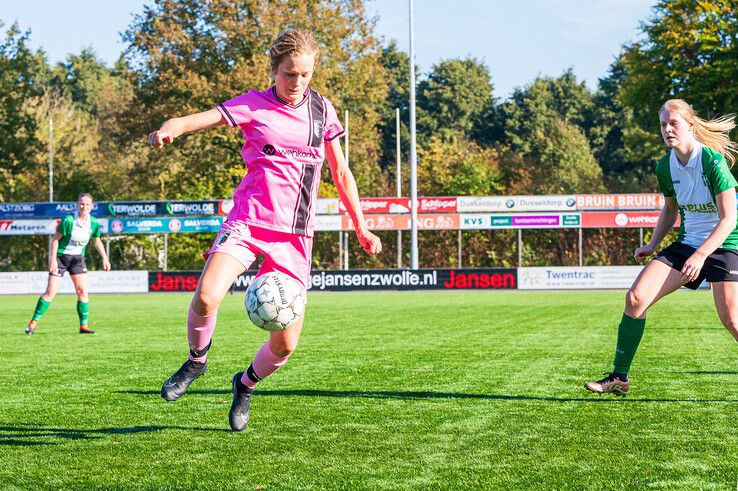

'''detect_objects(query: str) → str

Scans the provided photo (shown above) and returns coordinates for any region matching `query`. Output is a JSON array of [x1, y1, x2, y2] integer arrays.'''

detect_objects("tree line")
[[1, 0, 737, 271]]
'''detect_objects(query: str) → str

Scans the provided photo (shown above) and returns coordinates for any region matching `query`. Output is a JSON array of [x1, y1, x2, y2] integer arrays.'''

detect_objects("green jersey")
[[655, 144, 738, 249], [56, 213, 101, 256]]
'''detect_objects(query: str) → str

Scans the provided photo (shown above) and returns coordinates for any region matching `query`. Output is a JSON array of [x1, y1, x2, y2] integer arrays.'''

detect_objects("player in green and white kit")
[[585, 99, 738, 395], [25, 193, 111, 335]]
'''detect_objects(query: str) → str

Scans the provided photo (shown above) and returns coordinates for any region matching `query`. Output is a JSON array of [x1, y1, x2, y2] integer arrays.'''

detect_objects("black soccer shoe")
[[161, 359, 207, 401], [228, 371, 253, 432], [25, 326, 36, 335]]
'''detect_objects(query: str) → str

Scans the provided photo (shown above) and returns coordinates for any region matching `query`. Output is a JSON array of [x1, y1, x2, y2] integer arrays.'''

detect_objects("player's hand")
[[102, 259, 111, 272], [149, 129, 174, 148], [48, 261, 58, 275], [357, 229, 382, 255], [634, 244, 655, 262], [681, 250, 706, 282]]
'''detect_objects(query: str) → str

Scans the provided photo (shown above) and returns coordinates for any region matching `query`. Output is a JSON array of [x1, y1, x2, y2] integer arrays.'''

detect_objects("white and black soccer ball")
[[245, 272, 306, 331]]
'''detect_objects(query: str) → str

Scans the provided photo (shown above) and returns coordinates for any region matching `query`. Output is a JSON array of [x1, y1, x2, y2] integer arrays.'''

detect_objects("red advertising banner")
[[418, 197, 457, 212], [338, 198, 409, 214], [581, 211, 679, 228], [575, 194, 664, 210], [337, 197, 458, 214], [342, 214, 460, 231]]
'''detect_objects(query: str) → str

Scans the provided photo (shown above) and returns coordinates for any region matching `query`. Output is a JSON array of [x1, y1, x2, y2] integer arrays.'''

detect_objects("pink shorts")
[[204, 220, 313, 289]]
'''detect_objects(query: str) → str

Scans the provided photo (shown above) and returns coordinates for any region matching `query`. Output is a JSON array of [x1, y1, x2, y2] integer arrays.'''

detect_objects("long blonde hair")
[[660, 99, 738, 167]]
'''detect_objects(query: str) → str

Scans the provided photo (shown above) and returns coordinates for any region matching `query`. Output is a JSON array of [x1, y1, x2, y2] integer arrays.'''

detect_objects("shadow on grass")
[[684, 371, 738, 375], [118, 388, 738, 404], [0, 424, 230, 446]]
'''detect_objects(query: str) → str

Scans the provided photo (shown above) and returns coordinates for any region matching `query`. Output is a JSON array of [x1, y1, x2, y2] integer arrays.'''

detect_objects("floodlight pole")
[[396, 108, 402, 268], [408, 0, 419, 269], [49, 117, 54, 202], [48, 117, 54, 256]]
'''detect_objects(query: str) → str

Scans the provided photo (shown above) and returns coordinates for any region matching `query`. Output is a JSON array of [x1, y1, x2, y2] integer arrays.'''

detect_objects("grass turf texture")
[[2, 291, 738, 490]]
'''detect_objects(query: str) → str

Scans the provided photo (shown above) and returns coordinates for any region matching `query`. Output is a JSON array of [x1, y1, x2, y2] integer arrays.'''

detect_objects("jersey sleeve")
[[56, 215, 72, 236], [322, 97, 345, 142], [91, 217, 101, 238], [216, 92, 254, 128], [707, 153, 738, 196], [655, 156, 675, 198]]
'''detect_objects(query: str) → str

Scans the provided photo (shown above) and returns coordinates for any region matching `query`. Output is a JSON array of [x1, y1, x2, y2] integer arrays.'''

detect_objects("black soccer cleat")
[[161, 359, 207, 401], [228, 371, 253, 432], [25, 326, 36, 335]]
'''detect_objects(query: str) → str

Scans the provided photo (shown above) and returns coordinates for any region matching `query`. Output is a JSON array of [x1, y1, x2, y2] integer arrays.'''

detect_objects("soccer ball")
[[245, 272, 306, 331]]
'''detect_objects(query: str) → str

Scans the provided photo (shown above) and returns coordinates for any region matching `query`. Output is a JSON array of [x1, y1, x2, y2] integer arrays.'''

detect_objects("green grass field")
[[3, 290, 738, 490]]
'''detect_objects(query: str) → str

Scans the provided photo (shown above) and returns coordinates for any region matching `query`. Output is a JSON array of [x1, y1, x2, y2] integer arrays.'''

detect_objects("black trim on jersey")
[[325, 130, 345, 142], [292, 163, 316, 235], [271, 87, 310, 109], [308, 89, 325, 147], [218, 103, 237, 127]]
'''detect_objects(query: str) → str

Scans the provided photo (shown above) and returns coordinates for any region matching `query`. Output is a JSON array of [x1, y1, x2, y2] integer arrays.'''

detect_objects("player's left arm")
[[682, 188, 737, 281], [93, 237, 111, 271], [325, 138, 382, 255]]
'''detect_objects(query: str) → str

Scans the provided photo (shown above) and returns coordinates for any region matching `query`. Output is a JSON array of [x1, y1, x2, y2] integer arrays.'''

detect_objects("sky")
[[0, 0, 655, 99]]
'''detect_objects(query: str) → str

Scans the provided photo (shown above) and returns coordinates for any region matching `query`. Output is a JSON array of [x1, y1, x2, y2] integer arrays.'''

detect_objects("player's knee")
[[194, 291, 222, 314], [270, 340, 296, 358], [624, 289, 645, 315]]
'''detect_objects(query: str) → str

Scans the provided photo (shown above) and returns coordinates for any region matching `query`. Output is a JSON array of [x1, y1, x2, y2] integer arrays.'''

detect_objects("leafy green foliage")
[[0, 22, 48, 200], [497, 71, 605, 194]]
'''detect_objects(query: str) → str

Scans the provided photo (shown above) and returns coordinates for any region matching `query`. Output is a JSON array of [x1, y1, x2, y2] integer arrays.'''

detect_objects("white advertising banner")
[[314, 215, 342, 231], [518, 266, 643, 290], [0, 218, 109, 235], [316, 198, 340, 215], [0, 271, 149, 294], [457, 195, 576, 213], [0, 219, 58, 235], [459, 213, 581, 230]]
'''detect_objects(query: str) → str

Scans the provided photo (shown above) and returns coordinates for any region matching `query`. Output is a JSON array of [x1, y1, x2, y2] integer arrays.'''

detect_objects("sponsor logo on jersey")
[[262, 143, 319, 160], [672, 179, 681, 184], [680, 203, 717, 213], [217, 231, 231, 245]]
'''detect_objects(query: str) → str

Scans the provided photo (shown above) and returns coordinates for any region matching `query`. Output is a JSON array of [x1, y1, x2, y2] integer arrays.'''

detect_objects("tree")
[[620, 0, 738, 122], [376, 42, 410, 178], [417, 57, 494, 141], [0, 22, 49, 201], [418, 135, 502, 196], [497, 72, 604, 194], [123, 0, 390, 200]]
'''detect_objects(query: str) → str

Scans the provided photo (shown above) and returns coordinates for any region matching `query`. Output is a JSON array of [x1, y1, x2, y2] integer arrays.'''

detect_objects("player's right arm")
[[49, 232, 62, 274], [634, 197, 679, 261], [149, 108, 226, 148]]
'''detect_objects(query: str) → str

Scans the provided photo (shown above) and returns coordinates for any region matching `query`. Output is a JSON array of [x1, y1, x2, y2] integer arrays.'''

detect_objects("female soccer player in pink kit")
[[149, 29, 381, 431]]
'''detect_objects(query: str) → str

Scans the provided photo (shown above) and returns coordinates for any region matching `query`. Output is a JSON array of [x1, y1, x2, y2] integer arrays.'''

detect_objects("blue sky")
[[0, 0, 655, 99]]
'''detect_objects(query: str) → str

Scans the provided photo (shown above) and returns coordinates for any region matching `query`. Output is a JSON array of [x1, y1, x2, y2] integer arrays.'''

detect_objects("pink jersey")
[[216, 87, 344, 236]]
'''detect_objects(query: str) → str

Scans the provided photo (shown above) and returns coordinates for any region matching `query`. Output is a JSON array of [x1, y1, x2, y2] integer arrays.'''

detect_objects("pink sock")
[[187, 304, 217, 363], [241, 341, 291, 389]]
